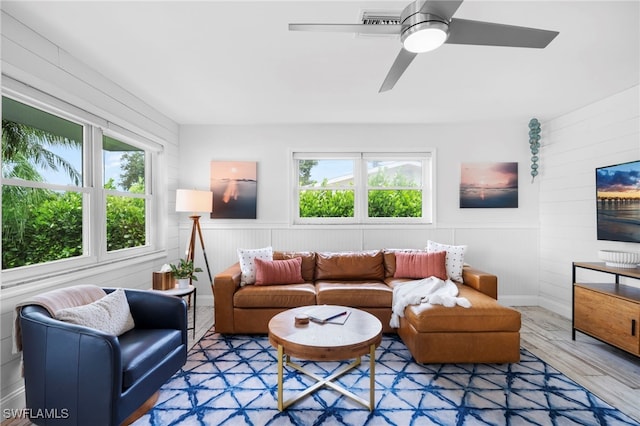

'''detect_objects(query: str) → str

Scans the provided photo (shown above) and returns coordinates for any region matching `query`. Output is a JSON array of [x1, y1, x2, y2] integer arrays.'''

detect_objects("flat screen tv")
[[596, 160, 640, 243]]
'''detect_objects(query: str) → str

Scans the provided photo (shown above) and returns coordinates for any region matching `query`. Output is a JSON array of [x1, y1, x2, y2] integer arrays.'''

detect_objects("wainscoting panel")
[[456, 228, 539, 303], [190, 227, 272, 277], [196, 224, 539, 308], [362, 228, 454, 250], [271, 228, 363, 252]]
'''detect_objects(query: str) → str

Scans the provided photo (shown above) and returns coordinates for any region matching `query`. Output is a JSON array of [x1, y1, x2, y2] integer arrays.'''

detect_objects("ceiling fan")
[[289, 0, 559, 92]]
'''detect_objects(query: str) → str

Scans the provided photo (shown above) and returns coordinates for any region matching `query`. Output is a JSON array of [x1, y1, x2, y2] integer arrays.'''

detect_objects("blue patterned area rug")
[[133, 331, 638, 426]]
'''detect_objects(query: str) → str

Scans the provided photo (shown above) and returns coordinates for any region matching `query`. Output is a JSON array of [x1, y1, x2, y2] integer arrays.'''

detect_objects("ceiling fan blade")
[[379, 49, 418, 93], [447, 18, 559, 48], [289, 23, 401, 35], [419, 0, 464, 21]]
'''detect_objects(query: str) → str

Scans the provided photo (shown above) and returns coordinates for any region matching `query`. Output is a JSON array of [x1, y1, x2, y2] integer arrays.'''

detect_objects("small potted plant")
[[170, 258, 203, 289]]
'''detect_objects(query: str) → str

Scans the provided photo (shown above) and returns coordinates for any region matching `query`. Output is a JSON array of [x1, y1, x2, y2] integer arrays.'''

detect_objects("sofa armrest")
[[461, 266, 498, 299], [214, 262, 242, 333]]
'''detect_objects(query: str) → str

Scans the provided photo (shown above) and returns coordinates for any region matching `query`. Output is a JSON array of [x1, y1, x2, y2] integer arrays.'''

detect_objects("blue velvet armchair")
[[19, 288, 188, 425]]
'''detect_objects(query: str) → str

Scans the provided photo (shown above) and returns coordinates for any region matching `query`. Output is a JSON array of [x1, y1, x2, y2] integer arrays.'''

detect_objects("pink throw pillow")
[[255, 257, 305, 285], [393, 251, 447, 280]]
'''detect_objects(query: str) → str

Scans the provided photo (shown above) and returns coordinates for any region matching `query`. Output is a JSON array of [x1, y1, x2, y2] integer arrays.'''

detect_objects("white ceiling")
[[2, 0, 639, 125]]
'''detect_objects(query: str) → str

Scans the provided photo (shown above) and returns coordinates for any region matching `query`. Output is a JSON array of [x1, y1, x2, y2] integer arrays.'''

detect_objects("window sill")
[[0, 250, 167, 296]]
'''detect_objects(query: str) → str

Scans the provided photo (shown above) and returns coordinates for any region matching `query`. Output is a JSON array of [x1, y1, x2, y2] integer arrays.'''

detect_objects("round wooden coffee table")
[[268, 305, 382, 411]]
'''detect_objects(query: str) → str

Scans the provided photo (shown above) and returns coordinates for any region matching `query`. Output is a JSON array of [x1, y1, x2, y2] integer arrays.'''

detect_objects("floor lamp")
[[176, 189, 214, 285]]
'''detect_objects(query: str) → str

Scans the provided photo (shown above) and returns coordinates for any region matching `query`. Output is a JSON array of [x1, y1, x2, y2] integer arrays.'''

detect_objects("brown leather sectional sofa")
[[213, 250, 521, 364]]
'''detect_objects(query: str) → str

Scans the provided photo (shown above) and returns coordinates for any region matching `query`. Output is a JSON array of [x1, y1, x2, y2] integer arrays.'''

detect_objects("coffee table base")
[[276, 344, 376, 411]]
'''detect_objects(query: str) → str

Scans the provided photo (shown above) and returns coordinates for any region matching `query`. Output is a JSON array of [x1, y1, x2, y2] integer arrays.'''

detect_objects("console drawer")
[[574, 285, 640, 355]]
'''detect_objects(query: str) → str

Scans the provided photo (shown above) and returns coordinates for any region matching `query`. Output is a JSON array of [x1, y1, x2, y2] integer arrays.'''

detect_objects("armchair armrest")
[[213, 262, 241, 333], [108, 288, 187, 329], [104, 288, 188, 347], [461, 266, 498, 299], [20, 306, 123, 423]]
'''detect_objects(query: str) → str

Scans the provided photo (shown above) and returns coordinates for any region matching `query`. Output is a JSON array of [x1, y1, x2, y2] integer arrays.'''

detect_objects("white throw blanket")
[[390, 277, 471, 328]]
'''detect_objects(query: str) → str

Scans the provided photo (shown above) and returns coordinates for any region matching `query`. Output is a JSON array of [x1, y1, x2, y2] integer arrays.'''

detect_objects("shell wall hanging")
[[528, 118, 541, 182]]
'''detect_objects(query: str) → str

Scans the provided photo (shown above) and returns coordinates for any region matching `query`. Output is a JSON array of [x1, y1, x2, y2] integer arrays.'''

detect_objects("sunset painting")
[[210, 161, 257, 219], [460, 162, 518, 208], [596, 160, 640, 243]]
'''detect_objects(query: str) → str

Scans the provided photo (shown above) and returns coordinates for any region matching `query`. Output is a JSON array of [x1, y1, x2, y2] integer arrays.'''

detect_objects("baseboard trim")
[[498, 295, 539, 306], [499, 295, 571, 320], [537, 297, 572, 319], [198, 294, 213, 307]]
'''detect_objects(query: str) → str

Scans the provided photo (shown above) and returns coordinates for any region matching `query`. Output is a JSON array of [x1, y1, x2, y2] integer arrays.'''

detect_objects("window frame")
[[1, 82, 159, 283], [292, 151, 434, 225], [100, 130, 153, 259]]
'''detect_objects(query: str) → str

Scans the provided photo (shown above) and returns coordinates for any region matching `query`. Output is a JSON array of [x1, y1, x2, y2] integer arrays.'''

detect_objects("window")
[[1, 91, 156, 274], [293, 152, 433, 224], [103, 136, 148, 252], [298, 157, 356, 219], [2, 97, 86, 269]]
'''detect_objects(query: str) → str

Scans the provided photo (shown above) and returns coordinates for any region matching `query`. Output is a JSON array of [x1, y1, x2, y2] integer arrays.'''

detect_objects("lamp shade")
[[176, 189, 213, 213]]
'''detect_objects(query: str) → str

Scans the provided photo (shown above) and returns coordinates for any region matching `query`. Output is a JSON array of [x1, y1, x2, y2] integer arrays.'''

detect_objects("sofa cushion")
[[426, 241, 467, 282], [233, 283, 317, 308], [255, 257, 304, 286], [315, 281, 392, 307], [273, 251, 316, 282], [237, 246, 273, 286], [383, 249, 426, 278], [403, 284, 520, 333], [394, 251, 447, 280], [119, 328, 182, 390], [315, 251, 384, 281]]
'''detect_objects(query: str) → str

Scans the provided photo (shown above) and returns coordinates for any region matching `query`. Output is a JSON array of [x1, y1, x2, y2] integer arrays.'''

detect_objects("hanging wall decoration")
[[528, 118, 541, 182]]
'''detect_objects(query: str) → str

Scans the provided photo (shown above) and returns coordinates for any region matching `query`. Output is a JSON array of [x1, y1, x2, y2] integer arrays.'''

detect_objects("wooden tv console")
[[572, 262, 640, 357]]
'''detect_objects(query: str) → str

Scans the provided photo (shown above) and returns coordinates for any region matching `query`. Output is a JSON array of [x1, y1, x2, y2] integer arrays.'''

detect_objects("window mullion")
[[423, 157, 433, 222], [82, 125, 92, 258], [147, 151, 157, 248], [91, 127, 106, 259], [0, 179, 89, 193], [355, 157, 366, 222], [104, 189, 148, 199]]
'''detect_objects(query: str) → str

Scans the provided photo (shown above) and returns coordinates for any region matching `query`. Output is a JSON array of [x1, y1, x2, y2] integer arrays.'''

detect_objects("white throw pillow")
[[237, 246, 273, 286], [55, 288, 135, 336], [426, 240, 467, 282]]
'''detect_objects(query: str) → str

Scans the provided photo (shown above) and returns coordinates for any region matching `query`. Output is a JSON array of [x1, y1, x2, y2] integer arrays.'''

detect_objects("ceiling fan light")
[[402, 22, 449, 53]]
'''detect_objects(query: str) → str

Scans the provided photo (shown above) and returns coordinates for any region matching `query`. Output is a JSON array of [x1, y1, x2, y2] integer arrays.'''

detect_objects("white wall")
[[179, 121, 541, 306], [538, 85, 640, 318], [0, 11, 181, 412]]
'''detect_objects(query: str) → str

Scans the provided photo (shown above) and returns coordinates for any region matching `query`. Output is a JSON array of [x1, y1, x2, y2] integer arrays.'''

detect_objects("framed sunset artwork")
[[210, 161, 257, 219], [460, 162, 519, 208]]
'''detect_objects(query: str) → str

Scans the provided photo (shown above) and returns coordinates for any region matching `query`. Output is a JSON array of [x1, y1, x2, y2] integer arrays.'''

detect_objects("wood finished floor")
[[517, 306, 640, 423], [3, 306, 639, 425]]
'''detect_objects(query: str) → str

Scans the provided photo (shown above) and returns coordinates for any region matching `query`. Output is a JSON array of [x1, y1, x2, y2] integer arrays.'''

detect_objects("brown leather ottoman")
[[397, 284, 521, 364]]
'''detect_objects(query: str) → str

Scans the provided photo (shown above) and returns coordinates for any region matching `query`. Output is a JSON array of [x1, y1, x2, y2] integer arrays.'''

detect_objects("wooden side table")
[[151, 285, 197, 339]]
